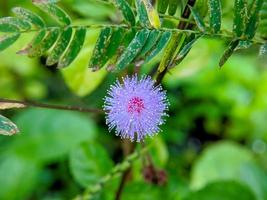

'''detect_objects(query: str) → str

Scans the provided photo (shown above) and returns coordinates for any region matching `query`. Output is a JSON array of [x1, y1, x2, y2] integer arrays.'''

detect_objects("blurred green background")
[[0, 0, 267, 199]]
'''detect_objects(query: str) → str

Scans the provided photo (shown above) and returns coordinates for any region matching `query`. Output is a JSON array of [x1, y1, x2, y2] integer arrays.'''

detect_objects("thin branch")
[[0, 98, 103, 114]]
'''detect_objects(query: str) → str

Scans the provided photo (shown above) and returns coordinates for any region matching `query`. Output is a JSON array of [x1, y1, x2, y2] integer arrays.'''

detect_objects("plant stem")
[[0, 98, 103, 114]]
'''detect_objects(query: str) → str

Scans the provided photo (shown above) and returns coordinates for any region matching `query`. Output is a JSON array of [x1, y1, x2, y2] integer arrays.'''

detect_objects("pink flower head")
[[103, 75, 169, 142]]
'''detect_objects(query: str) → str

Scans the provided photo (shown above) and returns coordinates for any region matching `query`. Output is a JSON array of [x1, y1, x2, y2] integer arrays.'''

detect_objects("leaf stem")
[[0, 98, 103, 114]]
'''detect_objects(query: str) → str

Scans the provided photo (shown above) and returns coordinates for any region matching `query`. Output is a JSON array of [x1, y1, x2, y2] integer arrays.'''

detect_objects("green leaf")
[[17, 29, 46, 55], [0, 17, 31, 30], [121, 182, 163, 200], [139, 29, 161, 57], [0, 156, 40, 199], [219, 40, 239, 67], [0, 33, 20, 52], [88, 27, 113, 70], [114, 0, 136, 26], [0, 19, 20, 32], [10, 109, 97, 163], [29, 27, 60, 57], [168, 0, 179, 15], [144, 31, 172, 64], [208, 0, 222, 33], [233, 0, 248, 37], [34, 3, 71, 25], [116, 28, 150, 70], [136, 0, 150, 27], [189, 6, 206, 32], [140, 0, 161, 28], [0, 114, 19, 136], [191, 141, 267, 200], [58, 26, 86, 68], [245, 0, 264, 39], [175, 34, 202, 65], [157, 0, 169, 14], [62, 29, 108, 96], [46, 26, 73, 66], [69, 141, 113, 187], [236, 40, 252, 50], [184, 181, 256, 200], [12, 7, 45, 28], [259, 43, 267, 56]]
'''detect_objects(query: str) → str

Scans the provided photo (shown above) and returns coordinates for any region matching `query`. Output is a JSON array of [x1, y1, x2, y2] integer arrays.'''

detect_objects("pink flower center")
[[127, 96, 145, 114]]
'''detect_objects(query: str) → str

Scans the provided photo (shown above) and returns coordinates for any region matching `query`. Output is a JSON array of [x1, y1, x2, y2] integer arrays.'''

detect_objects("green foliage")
[[0, 115, 19, 136]]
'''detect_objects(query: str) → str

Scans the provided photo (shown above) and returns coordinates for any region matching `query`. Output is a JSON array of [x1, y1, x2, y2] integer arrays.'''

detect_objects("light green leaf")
[[62, 30, 107, 97], [0, 114, 19, 136], [12, 7, 45, 28], [184, 181, 256, 200], [0, 156, 40, 199], [114, 0, 136, 26], [9, 109, 97, 163], [46, 26, 73, 66], [191, 141, 267, 200], [58, 26, 86, 68], [69, 141, 113, 187], [0, 33, 20, 52], [140, 0, 161, 28], [116, 28, 150, 70], [208, 0, 222, 33]]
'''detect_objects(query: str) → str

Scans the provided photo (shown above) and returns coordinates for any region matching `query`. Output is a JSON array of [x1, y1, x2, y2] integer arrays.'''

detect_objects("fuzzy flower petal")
[[103, 75, 169, 142]]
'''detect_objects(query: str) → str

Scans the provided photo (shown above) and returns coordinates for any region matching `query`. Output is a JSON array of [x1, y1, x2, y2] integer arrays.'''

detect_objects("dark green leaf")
[[136, 0, 150, 27], [175, 34, 202, 65], [12, 7, 45, 28], [88, 27, 113, 70], [116, 28, 150, 70], [184, 181, 256, 200], [0, 19, 20, 32], [29, 27, 60, 57], [144, 31, 172, 63], [245, 0, 264, 39], [0, 114, 19, 136], [233, 0, 248, 37], [189, 6, 206, 32], [34, 3, 71, 25], [69, 141, 113, 187], [157, 0, 169, 14], [114, 0, 136, 26], [46, 26, 73, 66], [58, 26, 86, 68], [139, 29, 161, 57], [259, 43, 267, 56], [100, 27, 126, 69], [0, 17, 31, 30], [168, 0, 179, 15], [208, 0, 222, 33], [0, 33, 20, 52], [17, 29, 46, 55], [219, 40, 239, 67]]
